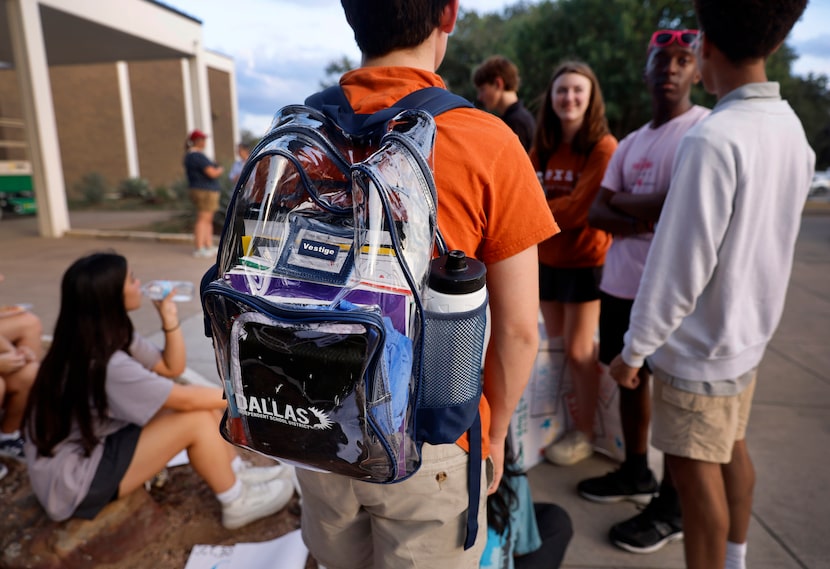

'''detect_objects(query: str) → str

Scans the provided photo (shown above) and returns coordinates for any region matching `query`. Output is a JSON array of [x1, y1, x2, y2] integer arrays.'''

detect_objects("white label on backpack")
[[281, 222, 353, 280], [233, 393, 334, 430], [299, 239, 338, 261]]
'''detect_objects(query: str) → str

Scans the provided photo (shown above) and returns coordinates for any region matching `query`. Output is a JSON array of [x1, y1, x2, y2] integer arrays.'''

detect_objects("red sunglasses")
[[649, 29, 699, 50]]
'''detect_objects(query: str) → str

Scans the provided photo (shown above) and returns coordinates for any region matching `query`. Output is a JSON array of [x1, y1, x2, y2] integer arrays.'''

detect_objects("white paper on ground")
[[183, 530, 308, 569], [183, 544, 233, 569], [230, 529, 308, 568]]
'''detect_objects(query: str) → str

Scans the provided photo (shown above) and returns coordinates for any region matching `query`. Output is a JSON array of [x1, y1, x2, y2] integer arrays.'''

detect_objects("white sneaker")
[[0, 462, 8, 482], [544, 430, 593, 466], [222, 477, 294, 530], [236, 462, 294, 484]]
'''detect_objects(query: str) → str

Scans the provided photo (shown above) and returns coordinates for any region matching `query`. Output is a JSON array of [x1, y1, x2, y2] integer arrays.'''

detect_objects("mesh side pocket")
[[416, 302, 487, 444]]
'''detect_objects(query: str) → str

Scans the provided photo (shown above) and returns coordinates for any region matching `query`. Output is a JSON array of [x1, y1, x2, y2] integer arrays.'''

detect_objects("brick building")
[[0, 0, 237, 236]]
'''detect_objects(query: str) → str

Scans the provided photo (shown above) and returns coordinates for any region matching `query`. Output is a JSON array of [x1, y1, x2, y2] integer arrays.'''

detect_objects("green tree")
[[321, 55, 357, 88], [323, 0, 830, 166], [239, 129, 260, 149], [444, 0, 698, 136]]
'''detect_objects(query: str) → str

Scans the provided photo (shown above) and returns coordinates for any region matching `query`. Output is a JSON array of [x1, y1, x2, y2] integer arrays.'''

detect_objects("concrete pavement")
[[0, 208, 828, 568]]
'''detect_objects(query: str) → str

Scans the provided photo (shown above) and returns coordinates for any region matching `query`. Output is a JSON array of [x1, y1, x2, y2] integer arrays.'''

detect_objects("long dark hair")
[[23, 252, 134, 457], [532, 60, 610, 169]]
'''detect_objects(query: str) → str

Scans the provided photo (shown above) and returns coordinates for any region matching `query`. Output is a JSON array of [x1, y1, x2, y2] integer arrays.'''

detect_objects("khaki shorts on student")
[[189, 189, 220, 213], [651, 369, 757, 464], [296, 442, 491, 569]]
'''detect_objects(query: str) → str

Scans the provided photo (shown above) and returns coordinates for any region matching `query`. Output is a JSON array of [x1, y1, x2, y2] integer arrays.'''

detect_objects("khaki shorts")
[[296, 443, 491, 569], [651, 370, 757, 464], [189, 189, 219, 212]]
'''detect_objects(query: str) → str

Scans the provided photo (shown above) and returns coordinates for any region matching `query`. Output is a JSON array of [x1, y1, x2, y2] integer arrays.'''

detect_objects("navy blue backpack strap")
[[305, 85, 472, 137], [394, 86, 474, 117], [200, 263, 218, 338], [464, 411, 482, 550]]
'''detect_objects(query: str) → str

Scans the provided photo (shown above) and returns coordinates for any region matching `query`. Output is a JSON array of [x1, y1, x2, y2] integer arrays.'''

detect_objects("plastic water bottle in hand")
[[141, 280, 195, 302]]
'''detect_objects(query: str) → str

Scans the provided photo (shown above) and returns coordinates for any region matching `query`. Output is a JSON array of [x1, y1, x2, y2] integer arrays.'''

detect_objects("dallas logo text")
[[234, 393, 333, 430]]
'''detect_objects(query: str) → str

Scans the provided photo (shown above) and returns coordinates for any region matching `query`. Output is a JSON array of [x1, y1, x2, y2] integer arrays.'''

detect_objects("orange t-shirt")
[[531, 135, 617, 268], [341, 67, 560, 458]]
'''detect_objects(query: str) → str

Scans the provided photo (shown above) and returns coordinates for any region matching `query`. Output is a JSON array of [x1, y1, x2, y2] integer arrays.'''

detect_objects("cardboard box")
[[508, 336, 625, 472]]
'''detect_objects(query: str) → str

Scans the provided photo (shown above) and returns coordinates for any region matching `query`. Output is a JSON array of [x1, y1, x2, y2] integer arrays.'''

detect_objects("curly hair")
[[532, 61, 610, 167], [340, 0, 449, 59], [694, 0, 808, 63], [473, 55, 521, 91]]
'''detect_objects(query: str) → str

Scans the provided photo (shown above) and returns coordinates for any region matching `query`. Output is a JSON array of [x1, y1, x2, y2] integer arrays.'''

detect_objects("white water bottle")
[[141, 280, 195, 302], [423, 250, 487, 313]]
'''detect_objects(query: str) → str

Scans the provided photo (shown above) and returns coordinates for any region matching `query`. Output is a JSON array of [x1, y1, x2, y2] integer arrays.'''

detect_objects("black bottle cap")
[[427, 250, 486, 295]]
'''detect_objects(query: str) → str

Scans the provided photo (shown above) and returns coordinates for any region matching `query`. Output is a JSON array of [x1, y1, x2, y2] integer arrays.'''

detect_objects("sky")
[[162, 0, 830, 136]]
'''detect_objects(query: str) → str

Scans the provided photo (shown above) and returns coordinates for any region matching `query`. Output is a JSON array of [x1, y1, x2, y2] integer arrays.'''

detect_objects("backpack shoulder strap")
[[305, 85, 473, 136], [393, 86, 474, 117]]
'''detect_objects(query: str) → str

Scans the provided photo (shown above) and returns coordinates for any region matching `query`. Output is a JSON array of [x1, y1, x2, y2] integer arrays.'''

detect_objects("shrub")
[[74, 172, 109, 204], [153, 185, 172, 202], [170, 178, 189, 202], [119, 177, 151, 200]]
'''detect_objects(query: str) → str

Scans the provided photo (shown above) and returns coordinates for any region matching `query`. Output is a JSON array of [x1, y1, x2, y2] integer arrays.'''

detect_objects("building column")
[[180, 58, 194, 133], [6, 0, 69, 237], [117, 61, 139, 179], [228, 62, 240, 145], [183, 47, 214, 158]]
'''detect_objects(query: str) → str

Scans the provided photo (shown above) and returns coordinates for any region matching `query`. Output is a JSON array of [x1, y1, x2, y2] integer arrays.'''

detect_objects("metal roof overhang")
[[0, 0, 201, 68]]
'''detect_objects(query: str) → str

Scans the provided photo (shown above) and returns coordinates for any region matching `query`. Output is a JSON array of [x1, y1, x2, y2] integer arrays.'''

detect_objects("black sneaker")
[[577, 466, 658, 504], [609, 496, 683, 554]]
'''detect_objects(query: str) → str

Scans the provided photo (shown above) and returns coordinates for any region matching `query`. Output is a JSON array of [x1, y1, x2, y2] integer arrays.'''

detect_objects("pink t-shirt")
[[599, 105, 709, 299]]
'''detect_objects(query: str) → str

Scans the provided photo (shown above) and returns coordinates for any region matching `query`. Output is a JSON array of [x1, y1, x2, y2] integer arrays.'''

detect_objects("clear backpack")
[[200, 85, 488, 499]]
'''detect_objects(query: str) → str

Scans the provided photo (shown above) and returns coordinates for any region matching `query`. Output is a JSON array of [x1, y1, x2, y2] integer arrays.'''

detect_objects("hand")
[[153, 292, 180, 331], [0, 349, 26, 375], [609, 354, 642, 389], [486, 435, 505, 495], [18, 346, 37, 363]]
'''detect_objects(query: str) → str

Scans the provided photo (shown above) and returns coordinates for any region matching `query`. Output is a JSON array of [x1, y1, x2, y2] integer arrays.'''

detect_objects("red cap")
[[188, 129, 208, 142]]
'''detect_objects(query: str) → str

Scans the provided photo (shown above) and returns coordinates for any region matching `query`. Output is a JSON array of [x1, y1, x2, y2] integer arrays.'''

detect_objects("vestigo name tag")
[[299, 239, 338, 261], [276, 214, 355, 285]]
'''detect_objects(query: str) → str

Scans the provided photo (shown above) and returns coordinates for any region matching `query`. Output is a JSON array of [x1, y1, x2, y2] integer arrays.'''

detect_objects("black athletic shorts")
[[539, 264, 603, 303], [598, 291, 650, 372], [74, 424, 141, 519]]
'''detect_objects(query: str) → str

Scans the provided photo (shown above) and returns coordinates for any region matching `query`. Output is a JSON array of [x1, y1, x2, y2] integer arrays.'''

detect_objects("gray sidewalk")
[[1, 209, 828, 568]]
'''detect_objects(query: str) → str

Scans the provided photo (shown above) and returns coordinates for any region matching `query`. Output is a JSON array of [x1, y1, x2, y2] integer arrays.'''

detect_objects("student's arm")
[[547, 137, 616, 230], [619, 133, 733, 370], [162, 383, 226, 412], [482, 246, 540, 494], [151, 296, 186, 378], [608, 190, 667, 223], [588, 188, 652, 235], [193, 152, 224, 179], [204, 164, 224, 179]]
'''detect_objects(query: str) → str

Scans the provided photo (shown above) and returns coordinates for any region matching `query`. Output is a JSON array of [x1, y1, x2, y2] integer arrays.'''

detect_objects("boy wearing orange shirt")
[[294, 2, 559, 568]]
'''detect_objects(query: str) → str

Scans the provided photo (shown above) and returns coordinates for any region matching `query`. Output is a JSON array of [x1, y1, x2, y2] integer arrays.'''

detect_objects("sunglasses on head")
[[649, 29, 699, 50]]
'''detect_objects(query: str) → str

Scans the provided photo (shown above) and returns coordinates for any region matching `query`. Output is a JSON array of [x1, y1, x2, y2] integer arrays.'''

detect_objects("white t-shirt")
[[599, 105, 709, 299]]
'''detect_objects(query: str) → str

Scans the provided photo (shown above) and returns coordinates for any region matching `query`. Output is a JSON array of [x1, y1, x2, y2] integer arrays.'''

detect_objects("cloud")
[[789, 33, 830, 78], [792, 34, 830, 59], [235, 50, 341, 115]]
